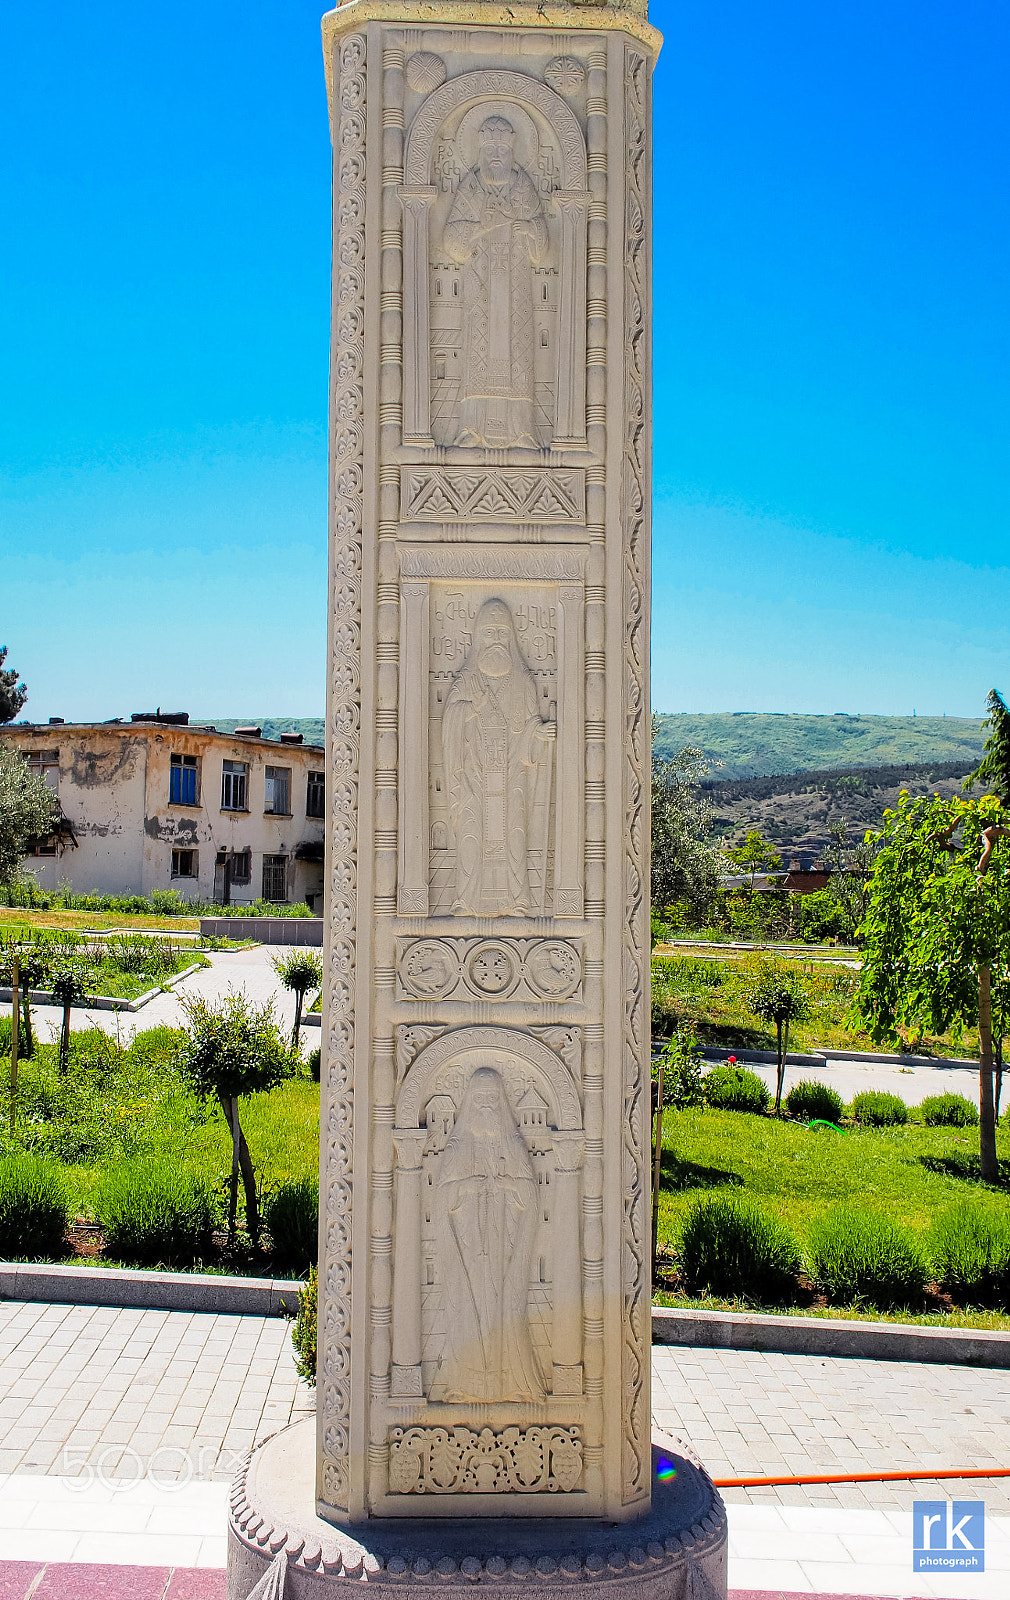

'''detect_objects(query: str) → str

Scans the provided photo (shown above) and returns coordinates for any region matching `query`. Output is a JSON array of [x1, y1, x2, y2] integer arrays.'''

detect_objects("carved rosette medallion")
[[544, 56, 586, 94], [466, 940, 522, 997], [401, 939, 458, 999], [524, 939, 582, 999]]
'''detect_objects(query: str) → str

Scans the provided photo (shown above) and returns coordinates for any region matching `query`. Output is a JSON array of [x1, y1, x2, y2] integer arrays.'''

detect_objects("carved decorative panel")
[[397, 936, 584, 1003], [388, 1424, 583, 1494], [401, 466, 586, 524]]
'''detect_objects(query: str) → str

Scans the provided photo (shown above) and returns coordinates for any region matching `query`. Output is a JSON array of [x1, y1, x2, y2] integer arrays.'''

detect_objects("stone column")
[[550, 1131, 585, 1393], [390, 1128, 426, 1397]]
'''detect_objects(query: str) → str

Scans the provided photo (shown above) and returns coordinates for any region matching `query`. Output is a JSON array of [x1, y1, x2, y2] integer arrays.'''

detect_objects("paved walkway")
[[2, 1302, 1010, 1594], [28, 944, 309, 1045], [725, 1054, 986, 1111]]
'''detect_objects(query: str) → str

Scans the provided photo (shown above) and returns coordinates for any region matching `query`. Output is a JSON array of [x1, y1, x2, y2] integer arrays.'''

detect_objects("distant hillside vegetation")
[[652, 712, 984, 782], [197, 717, 325, 745], [703, 759, 972, 860]]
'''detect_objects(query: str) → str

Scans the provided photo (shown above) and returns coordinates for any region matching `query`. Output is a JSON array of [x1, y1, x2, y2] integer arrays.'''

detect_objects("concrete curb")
[[656, 1041, 980, 1071], [199, 917, 323, 945], [652, 1305, 1010, 1369], [0, 962, 203, 1015], [0, 1261, 304, 1316]]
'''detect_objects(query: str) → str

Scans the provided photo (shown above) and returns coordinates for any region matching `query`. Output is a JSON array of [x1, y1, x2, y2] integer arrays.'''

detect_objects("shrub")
[[807, 1207, 928, 1308], [785, 1080, 845, 1124], [703, 1063, 769, 1114], [851, 1091, 907, 1127], [655, 1027, 706, 1110], [94, 1164, 216, 1266], [930, 1202, 1010, 1303], [0, 1154, 69, 1259], [680, 1196, 801, 1302], [307, 1047, 321, 1083], [918, 1092, 978, 1128], [265, 1178, 319, 1274], [291, 1265, 317, 1384]]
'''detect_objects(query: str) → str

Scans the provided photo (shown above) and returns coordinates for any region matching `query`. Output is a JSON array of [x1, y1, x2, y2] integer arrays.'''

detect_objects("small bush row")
[[676, 1194, 1010, 1312], [0, 1152, 317, 1271], [697, 1067, 979, 1130]]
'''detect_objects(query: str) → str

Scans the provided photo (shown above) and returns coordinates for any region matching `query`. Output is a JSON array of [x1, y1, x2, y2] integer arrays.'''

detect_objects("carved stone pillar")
[[390, 1128, 426, 1396], [398, 185, 437, 444], [551, 1130, 585, 1391]]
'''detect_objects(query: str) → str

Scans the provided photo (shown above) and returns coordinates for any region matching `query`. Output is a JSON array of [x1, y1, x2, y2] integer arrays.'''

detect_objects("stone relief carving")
[[544, 56, 586, 95], [400, 69, 588, 448], [621, 45, 650, 1510], [406, 50, 445, 93], [428, 1065, 543, 1404], [318, 27, 365, 1519], [397, 938, 583, 1004], [400, 546, 585, 581], [400, 466, 586, 524], [441, 116, 549, 449], [441, 599, 555, 917], [388, 1423, 583, 1495]]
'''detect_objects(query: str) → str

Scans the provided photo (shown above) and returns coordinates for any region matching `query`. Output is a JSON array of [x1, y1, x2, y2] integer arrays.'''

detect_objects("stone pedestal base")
[[227, 1421, 727, 1600]]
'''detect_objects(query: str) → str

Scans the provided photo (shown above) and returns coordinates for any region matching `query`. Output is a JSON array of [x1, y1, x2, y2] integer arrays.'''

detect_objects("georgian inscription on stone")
[[432, 597, 556, 917]]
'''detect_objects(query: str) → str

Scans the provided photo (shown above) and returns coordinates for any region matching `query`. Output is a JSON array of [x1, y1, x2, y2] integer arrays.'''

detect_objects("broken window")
[[171, 848, 198, 879], [221, 760, 248, 811], [306, 771, 325, 818], [262, 854, 288, 902], [264, 766, 291, 815], [170, 753, 199, 805], [27, 750, 60, 793]]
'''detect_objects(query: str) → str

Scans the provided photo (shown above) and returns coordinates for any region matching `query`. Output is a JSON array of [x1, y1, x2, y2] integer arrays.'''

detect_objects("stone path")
[[27, 944, 306, 1044], [3, 1302, 1010, 1594], [723, 1054, 985, 1111]]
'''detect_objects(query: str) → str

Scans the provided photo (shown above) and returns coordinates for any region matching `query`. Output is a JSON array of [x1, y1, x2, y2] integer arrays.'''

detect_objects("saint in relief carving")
[[430, 1065, 543, 1404], [441, 599, 555, 917], [442, 117, 549, 449]]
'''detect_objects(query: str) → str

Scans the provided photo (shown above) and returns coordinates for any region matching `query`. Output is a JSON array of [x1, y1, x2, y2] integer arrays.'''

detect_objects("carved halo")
[[396, 1025, 582, 1133], [404, 69, 588, 191], [453, 101, 541, 177]]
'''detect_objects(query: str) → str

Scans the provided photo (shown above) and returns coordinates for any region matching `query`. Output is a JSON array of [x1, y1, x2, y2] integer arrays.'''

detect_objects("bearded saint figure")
[[442, 115, 549, 449], [430, 1065, 543, 1404], [441, 599, 555, 917]]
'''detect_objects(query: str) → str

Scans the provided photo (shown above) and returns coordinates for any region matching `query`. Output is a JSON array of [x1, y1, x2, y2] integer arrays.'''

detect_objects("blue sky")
[[3, 1, 1008, 720]]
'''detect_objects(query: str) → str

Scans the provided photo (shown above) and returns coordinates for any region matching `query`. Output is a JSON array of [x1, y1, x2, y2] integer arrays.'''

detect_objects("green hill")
[[196, 717, 325, 745], [652, 713, 985, 782]]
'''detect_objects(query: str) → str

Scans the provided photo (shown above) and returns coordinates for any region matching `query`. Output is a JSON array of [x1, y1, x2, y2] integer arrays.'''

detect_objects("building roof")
[[3, 718, 324, 755]]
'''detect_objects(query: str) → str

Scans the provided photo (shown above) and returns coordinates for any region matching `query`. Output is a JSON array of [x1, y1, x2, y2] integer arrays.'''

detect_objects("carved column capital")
[[552, 1129, 586, 1173], [391, 1127, 427, 1169]]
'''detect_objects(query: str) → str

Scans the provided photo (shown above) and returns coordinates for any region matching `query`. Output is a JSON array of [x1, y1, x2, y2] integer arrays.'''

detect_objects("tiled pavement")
[[3, 1301, 1010, 1596]]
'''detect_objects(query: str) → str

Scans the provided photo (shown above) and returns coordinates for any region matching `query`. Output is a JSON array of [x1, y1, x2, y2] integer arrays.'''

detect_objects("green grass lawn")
[[652, 950, 981, 1059], [1, 1029, 319, 1265], [654, 1104, 1010, 1326], [0, 909, 203, 932]]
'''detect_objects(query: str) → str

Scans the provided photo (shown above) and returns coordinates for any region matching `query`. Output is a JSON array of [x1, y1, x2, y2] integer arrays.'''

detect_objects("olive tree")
[[651, 735, 725, 925], [0, 746, 59, 887], [174, 991, 292, 1245]]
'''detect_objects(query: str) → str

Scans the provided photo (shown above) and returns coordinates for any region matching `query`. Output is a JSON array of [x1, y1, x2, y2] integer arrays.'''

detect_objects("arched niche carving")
[[395, 1024, 582, 1133], [399, 71, 589, 450]]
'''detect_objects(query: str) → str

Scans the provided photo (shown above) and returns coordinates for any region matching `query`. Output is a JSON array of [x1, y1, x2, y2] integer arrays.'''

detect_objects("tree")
[[824, 819, 877, 939], [0, 648, 27, 726], [729, 829, 782, 890], [272, 950, 324, 1054], [174, 992, 292, 1245], [650, 734, 725, 924], [0, 746, 59, 886], [50, 966, 92, 1076], [858, 790, 1010, 1181], [745, 959, 808, 1113]]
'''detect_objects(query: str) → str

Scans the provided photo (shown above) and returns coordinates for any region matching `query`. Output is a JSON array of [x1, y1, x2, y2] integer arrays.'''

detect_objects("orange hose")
[[712, 1466, 1010, 1488]]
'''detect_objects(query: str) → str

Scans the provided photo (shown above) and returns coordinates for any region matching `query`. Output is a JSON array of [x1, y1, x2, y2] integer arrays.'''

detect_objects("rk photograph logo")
[[913, 1500, 985, 1572]]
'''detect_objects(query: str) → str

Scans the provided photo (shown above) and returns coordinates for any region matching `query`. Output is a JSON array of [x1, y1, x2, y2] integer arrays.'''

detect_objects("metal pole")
[[651, 1054, 665, 1277]]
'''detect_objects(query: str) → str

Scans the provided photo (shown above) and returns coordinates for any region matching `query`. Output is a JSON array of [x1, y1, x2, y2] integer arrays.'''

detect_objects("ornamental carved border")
[[319, 28, 366, 1516], [388, 1425, 584, 1495], [403, 69, 588, 190], [621, 43, 649, 1509]]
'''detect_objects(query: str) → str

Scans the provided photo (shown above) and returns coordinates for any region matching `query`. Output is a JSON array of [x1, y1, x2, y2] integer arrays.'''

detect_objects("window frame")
[[171, 847, 198, 879], [169, 752, 200, 807], [263, 764, 292, 817], [306, 771, 325, 819], [221, 760, 249, 812], [261, 853, 288, 903], [230, 848, 252, 885]]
